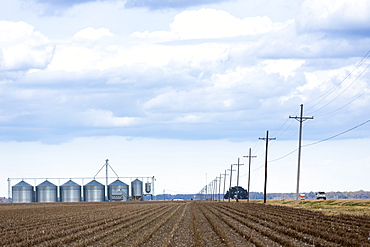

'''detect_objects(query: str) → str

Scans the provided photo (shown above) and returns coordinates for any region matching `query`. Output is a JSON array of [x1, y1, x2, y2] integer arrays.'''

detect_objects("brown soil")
[[0, 201, 369, 246]]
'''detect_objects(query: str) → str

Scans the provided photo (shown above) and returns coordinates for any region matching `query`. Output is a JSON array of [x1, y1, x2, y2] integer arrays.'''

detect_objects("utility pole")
[[228, 164, 236, 202], [234, 158, 244, 202], [205, 173, 207, 200], [7, 178, 11, 200], [105, 159, 108, 201], [244, 148, 257, 203], [218, 174, 222, 201], [223, 170, 229, 202], [212, 179, 215, 201], [290, 104, 313, 206], [212, 182, 214, 200], [214, 178, 218, 201], [163, 189, 165, 201], [259, 131, 276, 203]]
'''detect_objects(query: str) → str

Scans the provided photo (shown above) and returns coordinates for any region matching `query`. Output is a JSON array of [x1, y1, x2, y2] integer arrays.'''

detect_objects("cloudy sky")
[[1, 0, 370, 198]]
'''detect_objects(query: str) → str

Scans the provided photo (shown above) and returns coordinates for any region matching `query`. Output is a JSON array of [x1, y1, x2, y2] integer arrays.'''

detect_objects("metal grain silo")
[[60, 180, 81, 202], [83, 180, 105, 202], [36, 180, 57, 203], [131, 179, 143, 200], [108, 179, 129, 201], [145, 182, 151, 194], [12, 181, 34, 203]]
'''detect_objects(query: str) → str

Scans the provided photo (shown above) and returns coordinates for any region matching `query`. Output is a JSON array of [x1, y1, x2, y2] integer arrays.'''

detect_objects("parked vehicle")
[[316, 191, 326, 200]]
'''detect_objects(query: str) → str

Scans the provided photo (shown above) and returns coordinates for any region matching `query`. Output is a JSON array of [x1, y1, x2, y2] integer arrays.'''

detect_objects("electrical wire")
[[271, 106, 300, 138], [302, 119, 370, 147], [197, 50, 370, 195], [269, 149, 298, 163], [316, 87, 370, 117], [305, 49, 370, 112], [307, 62, 370, 115], [263, 119, 370, 165]]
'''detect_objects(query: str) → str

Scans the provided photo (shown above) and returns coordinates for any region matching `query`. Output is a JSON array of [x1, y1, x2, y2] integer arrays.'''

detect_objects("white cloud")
[[262, 59, 305, 79], [74, 27, 114, 40], [170, 8, 289, 39], [174, 114, 203, 123], [82, 109, 139, 127], [212, 66, 257, 89], [132, 8, 292, 41], [0, 21, 54, 71], [0, 2, 369, 144], [298, 0, 370, 33]]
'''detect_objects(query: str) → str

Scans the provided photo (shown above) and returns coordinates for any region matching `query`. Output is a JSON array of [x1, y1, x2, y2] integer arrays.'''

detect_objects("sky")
[[1, 0, 370, 198]]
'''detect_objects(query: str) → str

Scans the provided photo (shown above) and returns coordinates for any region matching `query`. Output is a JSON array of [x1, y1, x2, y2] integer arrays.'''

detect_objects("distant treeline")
[[157, 190, 370, 201], [2, 190, 369, 203]]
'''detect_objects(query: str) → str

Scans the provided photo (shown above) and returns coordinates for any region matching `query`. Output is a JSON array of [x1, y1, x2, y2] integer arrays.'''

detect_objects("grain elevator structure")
[[8, 159, 155, 203]]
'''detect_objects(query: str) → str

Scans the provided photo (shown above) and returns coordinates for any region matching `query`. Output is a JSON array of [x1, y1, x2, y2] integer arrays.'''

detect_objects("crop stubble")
[[0, 201, 369, 246]]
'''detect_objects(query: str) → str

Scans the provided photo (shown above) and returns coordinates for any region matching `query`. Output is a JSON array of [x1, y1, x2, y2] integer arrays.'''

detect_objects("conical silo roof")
[[13, 181, 33, 187], [37, 180, 57, 187], [84, 180, 104, 187], [109, 179, 127, 186], [61, 180, 80, 187]]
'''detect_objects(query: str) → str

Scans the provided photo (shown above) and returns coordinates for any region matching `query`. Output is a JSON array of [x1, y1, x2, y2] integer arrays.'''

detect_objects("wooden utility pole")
[[228, 165, 236, 202], [218, 174, 222, 201], [290, 104, 313, 206], [244, 148, 257, 203], [235, 158, 244, 202], [259, 131, 276, 203], [222, 170, 229, 202]]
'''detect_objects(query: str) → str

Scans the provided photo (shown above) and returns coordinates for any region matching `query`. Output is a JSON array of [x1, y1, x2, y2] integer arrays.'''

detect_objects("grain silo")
[[108, 179, 129, 201], [131, 179, 143, 200], [83, 180, 105, 202], [145, 182, 151, 194], [12, 180, 34, 203], [60, 180, 81, 202], [36, 180, 57, 202]]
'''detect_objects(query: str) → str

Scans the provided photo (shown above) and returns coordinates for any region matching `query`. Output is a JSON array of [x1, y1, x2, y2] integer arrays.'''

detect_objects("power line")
[[270, 149, 297, 163], [267, 119, 370, 164], [303, 119, 370, 147], [306, 49, 370, 112], [316, 87, 370, 117], [307, 62, 370, 115]]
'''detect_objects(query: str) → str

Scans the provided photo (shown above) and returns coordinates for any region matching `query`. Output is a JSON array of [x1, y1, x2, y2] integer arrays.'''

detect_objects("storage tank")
[[60, 180, 81, 202], [12, 180, 34, 203], [36, 180, 57, 202], [83, 180, 105, 202], [131, 179, 143, 200], [108, 179, 129, 201], [145, 182, 151, 194]]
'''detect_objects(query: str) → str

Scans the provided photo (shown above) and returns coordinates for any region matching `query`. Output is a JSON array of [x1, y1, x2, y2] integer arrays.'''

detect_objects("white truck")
[[316, 191, 326, 200]]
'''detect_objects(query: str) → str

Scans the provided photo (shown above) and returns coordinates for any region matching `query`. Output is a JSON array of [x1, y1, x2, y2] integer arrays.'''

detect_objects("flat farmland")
[[1, 201, 369, 246]]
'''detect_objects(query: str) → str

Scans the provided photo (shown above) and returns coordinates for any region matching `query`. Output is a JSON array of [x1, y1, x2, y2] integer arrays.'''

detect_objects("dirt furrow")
[[200, 203, 257, 247], [97, 203, 180, 246], [216, 203, 336, 246], [1, 201, 370, 247], [139, 202, 191, 247], [31, 204, 168, 246], [218, 203, 369, 246]]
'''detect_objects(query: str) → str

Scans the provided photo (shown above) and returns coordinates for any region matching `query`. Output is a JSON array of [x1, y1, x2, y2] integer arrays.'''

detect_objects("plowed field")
[[1, 201, 369, 246]]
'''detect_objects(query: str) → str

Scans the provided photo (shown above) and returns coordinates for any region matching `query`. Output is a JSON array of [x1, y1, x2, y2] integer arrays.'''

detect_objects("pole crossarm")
[[243, 155, 257, 158], [289, 116, 314, 122]]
